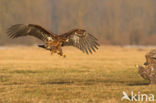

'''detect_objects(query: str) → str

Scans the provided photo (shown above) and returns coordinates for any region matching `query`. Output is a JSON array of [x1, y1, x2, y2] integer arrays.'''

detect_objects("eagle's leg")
[[50, 47, 55, 55], [50, 49, 54, 55], [51, 51, 53, 55], [57, 48, 66, 58]]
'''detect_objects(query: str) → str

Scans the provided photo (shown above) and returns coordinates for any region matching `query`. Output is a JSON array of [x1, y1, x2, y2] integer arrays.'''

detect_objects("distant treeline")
[[1, 0, 156, 45]]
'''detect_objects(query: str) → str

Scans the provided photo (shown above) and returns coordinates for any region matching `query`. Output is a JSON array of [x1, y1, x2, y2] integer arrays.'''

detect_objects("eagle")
[[7, 24, 99, 57], [144, 49, 156, 65]]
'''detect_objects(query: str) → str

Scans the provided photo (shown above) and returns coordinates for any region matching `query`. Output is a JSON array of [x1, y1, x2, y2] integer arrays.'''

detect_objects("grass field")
[[0, 46, 156, 103]]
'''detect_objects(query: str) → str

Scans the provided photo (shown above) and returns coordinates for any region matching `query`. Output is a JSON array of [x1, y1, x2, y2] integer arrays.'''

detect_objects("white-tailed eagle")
[[7, 24, 99, 57]]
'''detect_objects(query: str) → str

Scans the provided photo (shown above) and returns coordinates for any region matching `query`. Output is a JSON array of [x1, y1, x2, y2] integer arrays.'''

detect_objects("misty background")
[[0, 0, 156, 45]]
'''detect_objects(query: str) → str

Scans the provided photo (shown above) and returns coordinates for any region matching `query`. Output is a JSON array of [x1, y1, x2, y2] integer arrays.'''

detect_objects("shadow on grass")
[[40, 79, 127, 85], [40, 81, 74, 85], [127, 81, 150, 86], [10, 70, 41, 74], [82, 79, 151, 86]]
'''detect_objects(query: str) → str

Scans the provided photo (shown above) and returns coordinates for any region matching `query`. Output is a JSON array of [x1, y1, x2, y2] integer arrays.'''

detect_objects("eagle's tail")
[[38, 44, 51, 50], [38, 44, 46, 49]]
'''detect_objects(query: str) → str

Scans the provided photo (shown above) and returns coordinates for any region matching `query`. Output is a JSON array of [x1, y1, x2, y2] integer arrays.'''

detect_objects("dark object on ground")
[[144, 49, 156, 65], [137, 65, 156, 84], [137, 49, 156, 85]]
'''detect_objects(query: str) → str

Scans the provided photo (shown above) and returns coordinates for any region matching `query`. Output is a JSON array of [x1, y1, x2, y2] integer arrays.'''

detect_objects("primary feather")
[[7, 24, 56, 42], [60, 29, 99, 54]]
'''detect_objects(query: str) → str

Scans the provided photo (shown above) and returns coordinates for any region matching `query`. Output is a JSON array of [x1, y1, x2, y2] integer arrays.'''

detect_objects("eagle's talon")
[[57, 51, 60, 54], [63, 54, 66, 58]]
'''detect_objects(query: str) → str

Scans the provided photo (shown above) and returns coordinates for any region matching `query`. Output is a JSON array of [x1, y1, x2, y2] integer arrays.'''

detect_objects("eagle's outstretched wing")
[[60, 29, 99, 54], [7, 24, 56, 42]]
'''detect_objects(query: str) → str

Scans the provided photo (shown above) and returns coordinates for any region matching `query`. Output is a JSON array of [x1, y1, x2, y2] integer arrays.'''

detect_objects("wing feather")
[[7, 24, 56, 42], [61, 29, 99, 54]]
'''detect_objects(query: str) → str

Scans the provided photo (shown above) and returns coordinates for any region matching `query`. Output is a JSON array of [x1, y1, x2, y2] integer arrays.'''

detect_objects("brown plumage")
[[144, 49, 156, 65], [7, 24, 99, 57]]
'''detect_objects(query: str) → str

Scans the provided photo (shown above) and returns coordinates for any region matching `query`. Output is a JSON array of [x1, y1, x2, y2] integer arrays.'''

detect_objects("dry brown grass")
[[0, 46, 155, 103]]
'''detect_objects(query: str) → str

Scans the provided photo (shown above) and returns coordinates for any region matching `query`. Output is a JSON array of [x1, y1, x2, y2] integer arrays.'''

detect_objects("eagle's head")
[[74, 29, 86, 34], [47, 37, 53, 41]]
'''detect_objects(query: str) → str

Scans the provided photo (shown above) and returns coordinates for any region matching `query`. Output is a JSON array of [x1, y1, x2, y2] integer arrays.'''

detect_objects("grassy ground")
[[0, 46, 155, 103]]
